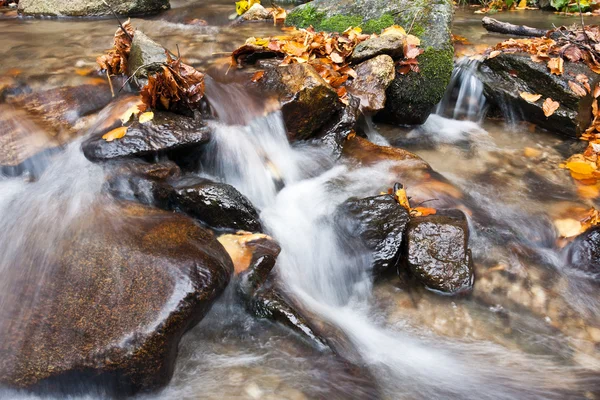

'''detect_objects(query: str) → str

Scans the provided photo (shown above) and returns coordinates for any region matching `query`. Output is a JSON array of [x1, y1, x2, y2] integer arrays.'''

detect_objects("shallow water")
[[0, 3, 599, 400]]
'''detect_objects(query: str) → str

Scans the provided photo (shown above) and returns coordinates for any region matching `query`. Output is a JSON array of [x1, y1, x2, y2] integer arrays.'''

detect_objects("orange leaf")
[[519, 92, 542, 103], [569, 81, 587, 97], [251, 70, 265, 82], [547, 57, 564, 75], [542, 98, 559, 117], [102, 126, 128, 142]]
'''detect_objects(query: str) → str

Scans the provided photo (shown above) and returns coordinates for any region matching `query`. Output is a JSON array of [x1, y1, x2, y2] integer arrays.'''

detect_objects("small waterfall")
[[436, 57, 487, 122]]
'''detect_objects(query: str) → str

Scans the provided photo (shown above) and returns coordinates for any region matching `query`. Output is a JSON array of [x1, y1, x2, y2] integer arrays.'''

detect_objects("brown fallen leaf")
[[488, 50, 501, 59], [594, 84, 600, 98], [251, 70, 265, 82], [569, 80, 587, 97], [542, 97, 559, 117], [138, 111, 154, 123], [520, 92, 542, 103], [547, 57, 564, 75], [102, 126, 128, 142]]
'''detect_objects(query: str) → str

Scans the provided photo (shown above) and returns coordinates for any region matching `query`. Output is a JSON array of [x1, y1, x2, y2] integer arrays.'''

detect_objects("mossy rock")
[[287, 0, 455, 125]]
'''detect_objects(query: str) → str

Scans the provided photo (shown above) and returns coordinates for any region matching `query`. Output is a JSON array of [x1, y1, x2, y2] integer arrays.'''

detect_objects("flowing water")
[[0, 3, 599, 400]]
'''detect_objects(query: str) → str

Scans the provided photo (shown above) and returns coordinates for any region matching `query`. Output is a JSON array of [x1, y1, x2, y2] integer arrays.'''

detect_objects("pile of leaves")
[[487, 25, 600, 74], [140, 51, 205, 113], [97, 20, 135, 75], [554, 206, 600, 237], [231, 25, 422, 103]]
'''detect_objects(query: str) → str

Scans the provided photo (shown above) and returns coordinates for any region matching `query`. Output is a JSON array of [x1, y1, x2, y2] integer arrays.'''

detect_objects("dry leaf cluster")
[[97, 20, 135, 75], [140, 52, 206, 112], [231, 25, 422, 103]]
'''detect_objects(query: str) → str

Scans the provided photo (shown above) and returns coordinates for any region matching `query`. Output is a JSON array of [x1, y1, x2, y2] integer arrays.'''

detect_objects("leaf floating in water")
[[102, 126, 128, 142], [138, 111, 154, 124], [542, 98, 559, 117], [568, 81, 587, 97], [519, 92, 542, 103]]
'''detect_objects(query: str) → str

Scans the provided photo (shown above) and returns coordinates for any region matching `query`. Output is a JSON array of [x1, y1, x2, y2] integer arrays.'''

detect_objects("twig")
[[106, 70, 115, 97], [118, 61, 164, 92], [101, 0, 133, 42], [576, 0, 590, 46], [407, 10, 422, 35]]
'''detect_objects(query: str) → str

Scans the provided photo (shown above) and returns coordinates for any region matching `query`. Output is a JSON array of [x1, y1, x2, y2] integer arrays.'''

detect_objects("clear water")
[[0, 3, 599, 400]]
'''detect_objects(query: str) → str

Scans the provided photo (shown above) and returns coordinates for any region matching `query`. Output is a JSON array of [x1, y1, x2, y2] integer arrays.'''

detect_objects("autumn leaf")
[[102, 126, 128, 142], [547, 57, 564, 75], [138, 111, 154, 123], [594, 84, 600, 98], [488, 50, 501, 59], [554, 218, 582, 238], [411, 207, 437, 217], [568, 81, 587, 97], [542, 98, 559, 117], [382, 25, 406, 36], [520, 92, 542, 103], [251, 70, 265, 82]]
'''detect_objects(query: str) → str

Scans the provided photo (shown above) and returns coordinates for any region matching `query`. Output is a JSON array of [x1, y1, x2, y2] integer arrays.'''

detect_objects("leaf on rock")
[[542, 97, 560, 117], [520, 92, 542, 103], [547, 57, 564, 75], [96, 19, 135, 75], [138, 111, 154, 123], [569, 80, 587, 97], [488, 50, 501, 59], [102, 126, 128, 142], [382, 25, 407, 36]]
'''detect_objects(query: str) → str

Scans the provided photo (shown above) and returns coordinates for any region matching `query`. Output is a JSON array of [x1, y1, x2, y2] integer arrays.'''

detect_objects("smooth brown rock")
[[348, 54, 395, 112]]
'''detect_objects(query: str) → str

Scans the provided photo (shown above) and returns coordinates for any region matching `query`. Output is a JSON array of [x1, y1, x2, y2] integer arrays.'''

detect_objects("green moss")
[[410, 45, 454, 104], [408, 23, 425, 38], [286, 6, 395, 34]]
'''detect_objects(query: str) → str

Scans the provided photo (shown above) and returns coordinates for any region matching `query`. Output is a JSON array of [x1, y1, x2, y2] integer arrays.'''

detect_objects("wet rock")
[[405, 209, 474, 294], [18, 0, 170, 17], [169, 179, 262, 232], [342, 134, 430, 170], [258, 63, 342, 141], [285, 0, 454, 125], [241, 3, 271, 20], [349, 34, 404, 64], [82, 111, 211, 162], [220, 232, 328, 348], [347, 54, 395, 112], [311, 94, 360, 157], [566, 226, 600, 280], [335, 194, 410, 276], [477, 52, 599, 138], [0, 201, 233, 394], [128, 31, 168, 89]]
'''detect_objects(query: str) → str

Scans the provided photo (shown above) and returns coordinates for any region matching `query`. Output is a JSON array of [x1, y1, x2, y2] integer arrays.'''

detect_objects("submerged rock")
[[286, 0, 454, 125], [477, 52, 599, 137], [566, 226, 600, 280], [82, 111, 211, 162], [347, 54, 395, 112], [257, 63, 342, 141], [0, 201, 233, 394], [18, 0, 170, 17], [335, 194, 410, 276], [405, 209, 474, 294], [170, 179, 262, 233]]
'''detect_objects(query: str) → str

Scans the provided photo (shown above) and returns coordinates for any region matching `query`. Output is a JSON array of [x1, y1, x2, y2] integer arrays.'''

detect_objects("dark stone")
[[405, 209, 474, 294], [566, 226, 600, 279], [170, 179, 262, 232], [335, 194, 410, 276], [311, 94, 360, 157], [18, 0, 170, 16], [128, 31, 168, 89], [477, 52, 599, 138], [82, 111, 211, 162], [0, 201, 233, 394], [257, 63, 342, 141]]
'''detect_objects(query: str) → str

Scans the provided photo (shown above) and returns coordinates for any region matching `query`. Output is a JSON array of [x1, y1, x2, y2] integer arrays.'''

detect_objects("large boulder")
[[335, 194, 410, 277], [18, 0, 170, 16], [347, 54, 395, 112], [405, 209, 474, 294], [82, 111, 211, 162], [286, 0, 455, 125], [0, 201, 233, 394], [127, 31, 168, 89], [477, 52, 599, 138], [257, 63, 342, 141]]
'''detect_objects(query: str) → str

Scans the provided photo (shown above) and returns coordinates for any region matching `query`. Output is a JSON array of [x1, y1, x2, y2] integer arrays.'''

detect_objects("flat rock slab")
[[478, 52, 599, 138], [349, 34, 404, 64], [0, 201, 233, 394], [82, 111, 211, 162], [18, 0, 170, 16]]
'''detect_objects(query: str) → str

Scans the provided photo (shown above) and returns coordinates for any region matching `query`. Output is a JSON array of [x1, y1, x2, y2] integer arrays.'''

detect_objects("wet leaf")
[[411, 207, 437, 217], [564, 160, 596, 175], [542, 98, 560, 117], [382, 25, 406, 36], [102, 126, 128, 142], [138, 111, 154, 123], [547, 57, 564, 75], [488, 50, 501, 59], [520, 92, 542, 103], [251, 70, 265, 82], [554, 218, 582, 238]]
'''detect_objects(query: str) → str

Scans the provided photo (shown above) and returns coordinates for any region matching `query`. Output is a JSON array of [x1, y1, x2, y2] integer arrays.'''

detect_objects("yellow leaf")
[[102, 126, 128, 142], [542, 97, 559, 117], [565, 160, 596, 176], [139, 111, 154, 123], [120, 103, 141, 124], [382, 25, 406, 36], [236, 0, 249, 15], [520, 92, 542, 103], [554, 218, 582, 238], [395, 188, 410, 211], [405, 34, 420, 47], [517, 0, 527, 8]]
